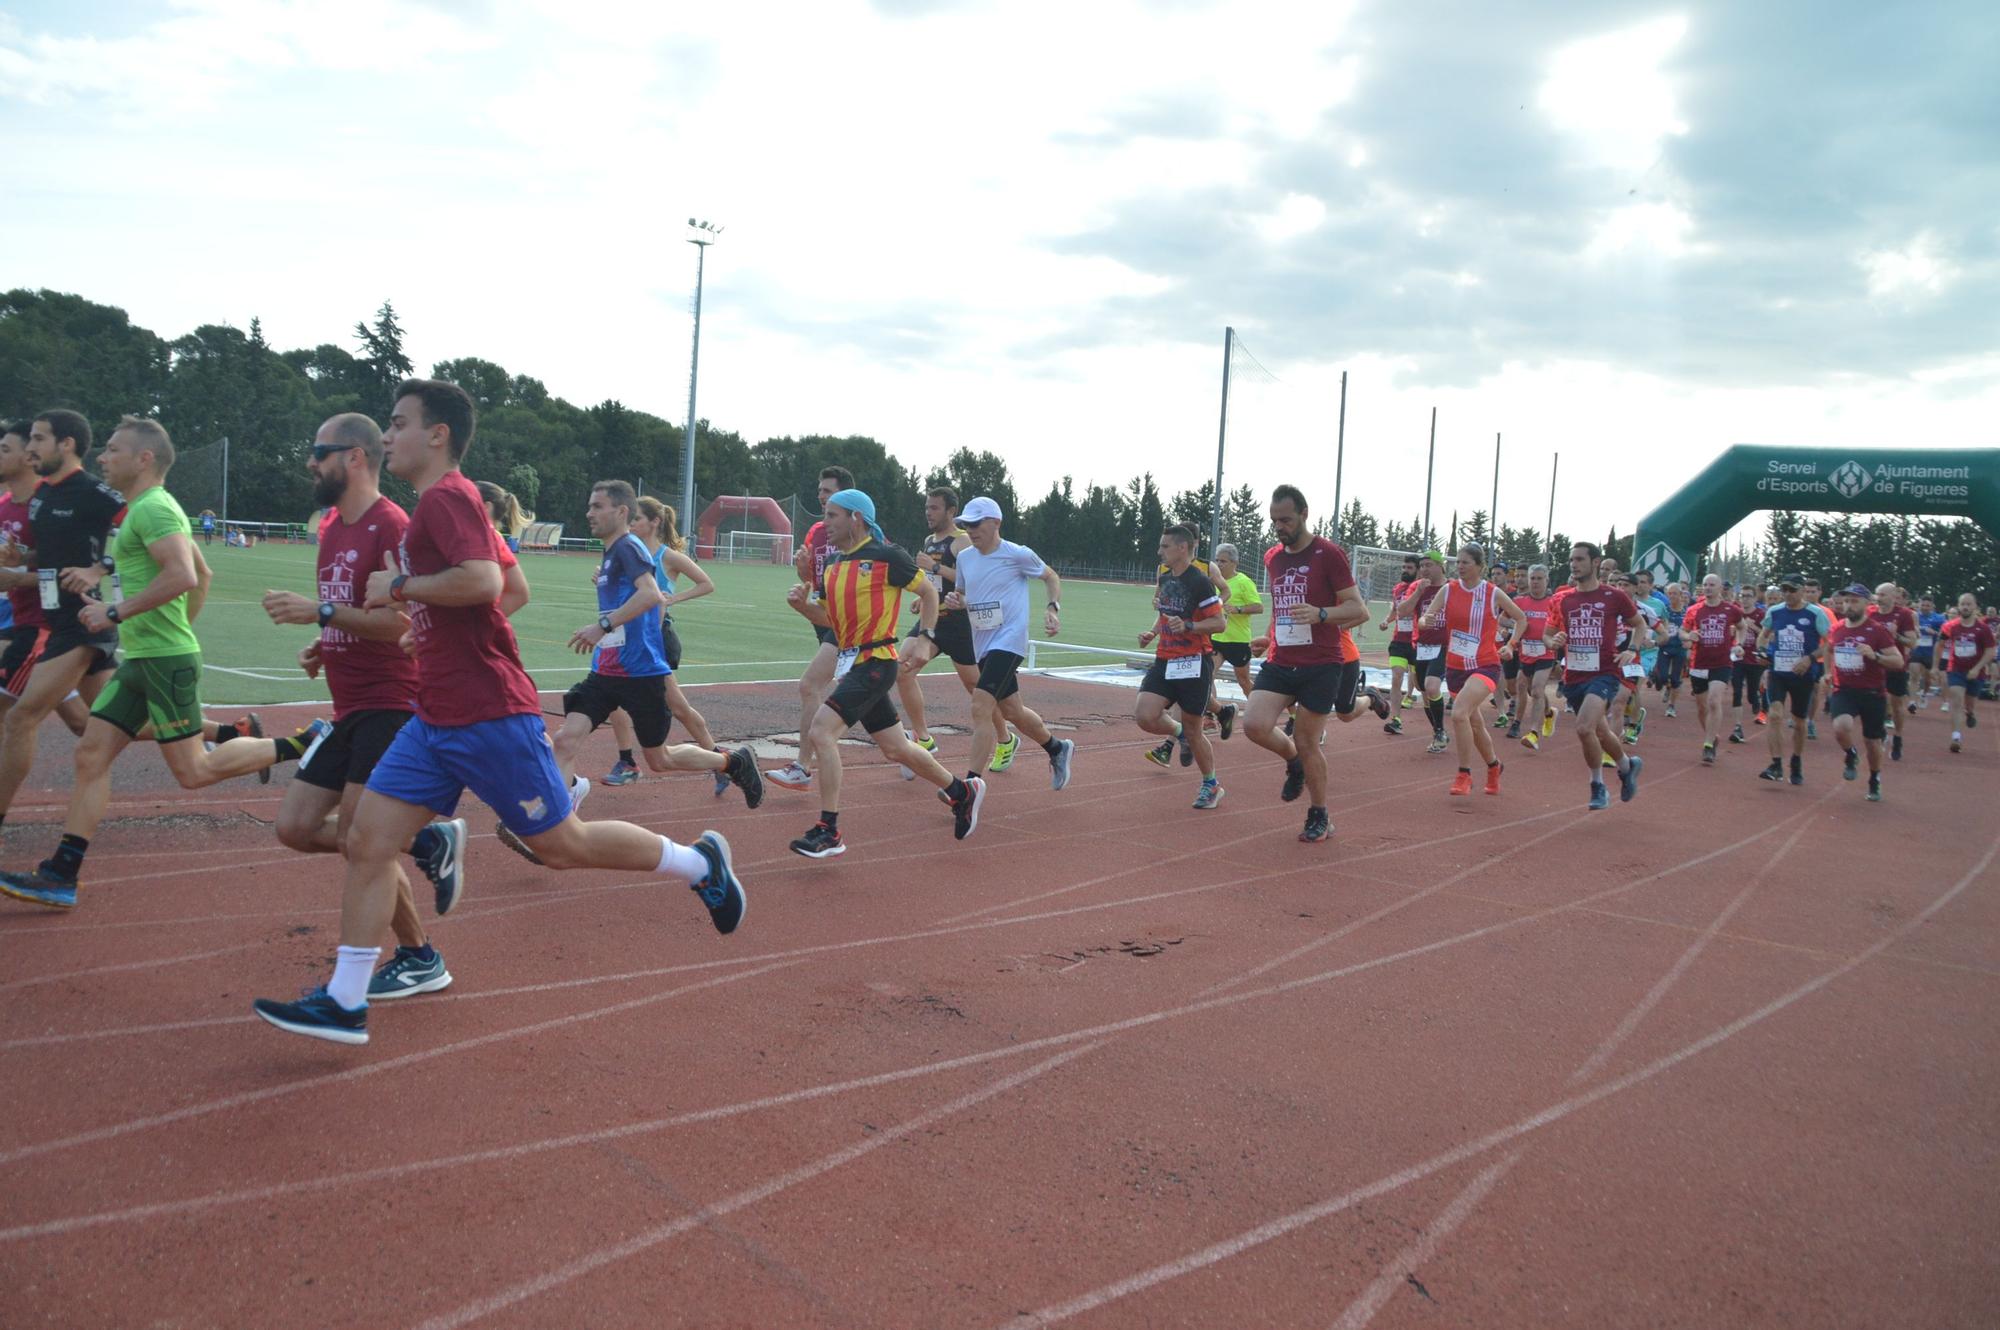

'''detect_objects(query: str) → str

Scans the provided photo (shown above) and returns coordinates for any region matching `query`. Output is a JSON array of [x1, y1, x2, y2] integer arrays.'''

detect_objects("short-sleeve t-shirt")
[[0, 487, 44, 630], [1558, 585, 1639, 683], [30, 467, 127, 635], [399, 470, 541, 726], [1866, 605, 1917, 655], [1939, 616, 1996, 672], [822, 537, 923, 663], [1153, 563, 1223, 660], [317, 497, 418, 718], [1763, 605, 1823, 675], [1411, 580, 1448, 650], [803, 520, 841, 601], [1827, 619, 1898, 692], [1683, 601, 1745, 672], [110, 486, 199, 658], [1388, 579, 1417, 642], [1512, 593, 1556, 660], [593, 532, 668, 678], [1263, 538, 1357, 667], [954, 538, 1046, 660], [1916, 612, 1947, 650], [1217, 571, 1261, 645]]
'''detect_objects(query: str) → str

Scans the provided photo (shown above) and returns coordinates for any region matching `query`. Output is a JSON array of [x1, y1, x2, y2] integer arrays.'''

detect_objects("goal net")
[[1348, 544, 1418, 606], [716, 529, 795, 565]]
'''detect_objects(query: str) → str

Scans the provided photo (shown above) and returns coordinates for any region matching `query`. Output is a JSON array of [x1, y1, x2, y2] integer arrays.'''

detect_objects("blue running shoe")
[[603, 759, 641, 786], [690, 831, 746, 934], [1619, 755, 1644, 803], [412, 818, 467, 915], [368, 946, 452, 1000], [1588, 780, 1610, 811], [1049, 737, 1075, 791], [1192, 778, 1224, 810], [0, 867, 77, 909], [253, 986, 368, 1044]]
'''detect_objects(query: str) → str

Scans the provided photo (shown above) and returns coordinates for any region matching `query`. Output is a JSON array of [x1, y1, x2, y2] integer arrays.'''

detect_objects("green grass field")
[[180, 543, 1401, 704]]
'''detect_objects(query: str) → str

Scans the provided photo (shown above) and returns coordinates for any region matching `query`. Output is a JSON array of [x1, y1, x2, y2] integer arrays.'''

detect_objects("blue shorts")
[[1562, 675, 1622, 715], [366, 712, 572, 836], [1946, 671, 1974, 689], [1910, 647, 1934, 667]]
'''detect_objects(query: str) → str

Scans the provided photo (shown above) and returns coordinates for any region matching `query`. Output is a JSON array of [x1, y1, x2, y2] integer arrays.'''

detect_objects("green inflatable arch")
[[1631, 445, 2000, 586]]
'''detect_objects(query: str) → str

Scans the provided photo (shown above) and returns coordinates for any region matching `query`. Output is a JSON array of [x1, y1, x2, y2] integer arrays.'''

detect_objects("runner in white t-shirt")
[[946, 496, 1075, 792]]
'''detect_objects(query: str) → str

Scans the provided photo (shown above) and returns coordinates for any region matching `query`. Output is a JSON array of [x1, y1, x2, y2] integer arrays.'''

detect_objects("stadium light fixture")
[[681, 220, 723, 537]]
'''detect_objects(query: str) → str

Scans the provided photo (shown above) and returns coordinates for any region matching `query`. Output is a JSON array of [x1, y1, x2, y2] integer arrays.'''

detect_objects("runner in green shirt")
[[0, 417, 325, 909], [1212, 543, 1264, 703]]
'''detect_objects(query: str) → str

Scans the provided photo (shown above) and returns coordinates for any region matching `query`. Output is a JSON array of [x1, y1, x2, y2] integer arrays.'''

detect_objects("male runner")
[[1653, 581, 1689, 718], [1212, 542, 1263, 717], [1866, 581, 1918, 760], [498, 480, 762, 863], [1683, 574, 1744, 765], [784, 487, 984, 857], [261, 413, 466, 997], [1939, 593, 1995, 753], [1137, 524, 1226, 806], [1827, 583, 1902, 801], [0, 422, 91, 739], [1757, 574, 1824, 785], [1800, 577, 1833, 738], [896, 486, 1017, 778], [1510, 562, 1559, 749], [1390, 550, 1450, 752], [768, 464, 854, 791], [1909, 595, 1945, 705], [0, 418, 320, 909], [1378, 554, 1420, 729], [1545, 542, 1645, 810], [946, 495, 1074, 793], [1615, 573, 1661, 744], [1241, 486, 1377, 842], [1729, 585, 1767, 742], [252, 380, 743, 1044]]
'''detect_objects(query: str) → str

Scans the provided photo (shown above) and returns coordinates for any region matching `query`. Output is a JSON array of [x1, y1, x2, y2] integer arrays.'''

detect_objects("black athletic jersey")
[[922, 526, 968, 615], [1152, 564, 1223, 660], [29, 468, 127, 632]]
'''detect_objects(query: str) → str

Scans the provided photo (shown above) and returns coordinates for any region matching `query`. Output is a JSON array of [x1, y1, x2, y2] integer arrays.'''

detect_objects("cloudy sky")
[[3, 0, 1995, 548]]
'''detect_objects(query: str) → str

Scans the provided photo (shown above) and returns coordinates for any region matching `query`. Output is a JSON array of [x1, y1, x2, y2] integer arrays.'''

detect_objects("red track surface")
[[2, 678, 1996, 1328]]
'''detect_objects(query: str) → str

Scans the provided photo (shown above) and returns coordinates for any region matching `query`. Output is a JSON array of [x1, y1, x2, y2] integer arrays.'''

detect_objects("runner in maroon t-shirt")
[[1827, 584, 1903, 799], [769, 465, 855, 791], [1866, 582, 1919, 761], [1375, 554, 1420, 727], [1682, 574, 1745, 764], [1390, 551, 1451, 751], [1939, 593, 1997, 753], [1240, 485, 1375, 843], [1546, 541, 1648, 810]]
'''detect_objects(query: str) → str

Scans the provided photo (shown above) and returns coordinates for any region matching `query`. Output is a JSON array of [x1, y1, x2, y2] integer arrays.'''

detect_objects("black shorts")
[[1140, 654, 1214, 715], [39, 624, 118, 677], [1502, 655, 1520, 680], [0, 626, 49, 698], [1412, 649, 1447, 687], [1884, 669, 1908, 698], [1767, 671, 1815, 718], [1829, 688, 1887, 740], [1688, 666, 1719, 695], [297, 708, 416, 792], [1214, 640, 1253, 668], [1520, 653, 1556, 677], [564, 672, 671, 748], [825, 657, 902, 733], [1254, 658, 1359, 716], [911, 612, 977, 669], [975, 649, 1023, 701], [661, 623, 683, 673]]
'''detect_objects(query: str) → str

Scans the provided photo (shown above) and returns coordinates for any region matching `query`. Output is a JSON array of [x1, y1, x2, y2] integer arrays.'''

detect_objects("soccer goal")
[[716, 529, 795, 564], [1347, 544, 1418, 605]]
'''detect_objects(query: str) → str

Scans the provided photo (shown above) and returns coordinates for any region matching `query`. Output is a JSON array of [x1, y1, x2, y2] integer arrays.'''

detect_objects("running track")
[[1, 678, 1995, 1328]]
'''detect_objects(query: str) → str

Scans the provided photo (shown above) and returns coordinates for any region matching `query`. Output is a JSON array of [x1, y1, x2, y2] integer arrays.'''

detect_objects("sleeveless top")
[[1434, 577, 1502, 669]]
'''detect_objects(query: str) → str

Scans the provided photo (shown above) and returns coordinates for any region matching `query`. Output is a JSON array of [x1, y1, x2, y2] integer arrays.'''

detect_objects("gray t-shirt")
[[954, 538, 1047, 660]]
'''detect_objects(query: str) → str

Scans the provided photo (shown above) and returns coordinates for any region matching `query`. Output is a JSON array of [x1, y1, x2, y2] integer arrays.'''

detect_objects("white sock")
[[1616, 755, 1632, 772], [570, 774, 590, 808], [329, 945, 381, 1011], [656, 835, 708, 882]]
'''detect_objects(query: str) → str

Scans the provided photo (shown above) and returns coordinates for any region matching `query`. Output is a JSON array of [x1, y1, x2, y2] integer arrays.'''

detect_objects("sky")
[[3, 0, 1997, 550]]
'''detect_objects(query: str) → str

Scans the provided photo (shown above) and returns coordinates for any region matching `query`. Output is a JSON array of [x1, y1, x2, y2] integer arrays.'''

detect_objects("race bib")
[[1164, 655, 1202, 680], [1275, 621, 1313, 647], [597, 624, 626, 648], [1567, 648, 1599, 671], [1521, 640, 1546, 659], [1690, 668, 1709, 680], [108, 574, 123, 606], [834, 647, 858, 678], [37, 568, 58, 610], [1773, 653, 1801, 673], [967, 601, 1004, 631], [1449, 630, 1479, 662], [1623, 662, 1644, 679], [1956, 638, 1976, 657], [1730, 646, 1744, 662], [1396, 617, 1414, 634], [1415, 643, 1442, 660], [1834, 646, 1863, 671]]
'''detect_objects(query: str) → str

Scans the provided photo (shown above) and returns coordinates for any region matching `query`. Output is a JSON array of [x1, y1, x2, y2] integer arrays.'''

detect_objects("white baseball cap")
[[962, 495, 1003, 524]]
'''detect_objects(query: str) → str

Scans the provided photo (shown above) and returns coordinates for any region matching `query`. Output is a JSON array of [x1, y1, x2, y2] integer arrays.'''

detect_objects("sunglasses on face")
[[310, 442, 358, 461]]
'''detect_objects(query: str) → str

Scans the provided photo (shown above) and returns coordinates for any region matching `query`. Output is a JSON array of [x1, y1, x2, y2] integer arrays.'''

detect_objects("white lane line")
[[0, 939, 266, 993], [410, 1043, 1104, 1330]]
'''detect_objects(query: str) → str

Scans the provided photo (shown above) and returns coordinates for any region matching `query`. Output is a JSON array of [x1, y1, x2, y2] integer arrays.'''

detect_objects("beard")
[[312, 468, 347, 508], [31, 452, 62, 477]]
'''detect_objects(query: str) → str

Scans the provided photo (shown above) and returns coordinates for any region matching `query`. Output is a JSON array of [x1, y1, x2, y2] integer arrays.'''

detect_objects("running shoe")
[[1492, 713, 1510, 729], [726, 747, 765, 809], [1619, 755, 1643, 803], [252, 986, 367, 1045], [1400, 695, 1414, 710], [1520, 731, 1539, 751], [1383, 715, 1403, 735], [1602, 754, 1617, 769], [413, 818, 466, 915], [1218, 704, 1237, 740], [713, 770, 732, 798], [290, 718, 334, 768], [1843, 748, 1860, 781], [1280, 759, 1305, 803], [1426, 732, 1450, 754], [570, 774, 591, 812], [1755, 710, 1768, 726], [1633, 706, 1647, 738], [1759, 760, 1785, 782], [1941, 702, 1951, 714], [603, 759, 641, 786], [902, 733, 937, 782], [1298, 806, 1331, 842], [989, 731, 1020, 772], [1049, 738, 1075, 791], [1664, 703, 1677, 719], [1506, 722, 1520, 740], [0, 868, 76, 909], [1702, 742, 1716, 766], [791, 821, 845, 858], [1449, 769, 1473, 797], [1867, 776, 1883, 803], [1485, 762, 1503, 795], [952, 775, 987, 840], [1284, 715, 1296, 737], [690, 831, 746, 934], [1176, 733, 1193, 767], [1789, 755, 1804, 786], [1806, 719, 1818, 740], [1192, 778, 1224, 810], [1542, 713, 1555, 739], [767, 762, 814, 790], [1143, 739, 1175, 768], [1906, 701, 1918, 715], [1729, 725, 1746, 744], [1588, 780, 1610, 811], [1951, 733, 1962, 753], [368, 946, 452, 1000], [496, 823, 543, 866], [1969, 710, 1979, 729], [1364, 687, 1389, 721], [1891, 734, 1903, 762]]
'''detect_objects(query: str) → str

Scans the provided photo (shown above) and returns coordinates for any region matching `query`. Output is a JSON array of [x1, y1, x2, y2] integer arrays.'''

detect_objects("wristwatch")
[[389, 574, 409, 602], [915, 627, 938, 643], [598, 613, 614, 632], [317, 601, 336, 629], [106, 604, 122, 625], [1047, 601, 1060, 612]]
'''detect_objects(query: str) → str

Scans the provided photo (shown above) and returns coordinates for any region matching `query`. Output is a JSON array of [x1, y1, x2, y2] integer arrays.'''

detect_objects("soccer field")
[[181, 543, 1405, 705]]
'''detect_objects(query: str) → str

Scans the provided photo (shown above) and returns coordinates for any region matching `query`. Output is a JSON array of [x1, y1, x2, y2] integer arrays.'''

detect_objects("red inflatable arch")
[[694, 495, 794, 562]]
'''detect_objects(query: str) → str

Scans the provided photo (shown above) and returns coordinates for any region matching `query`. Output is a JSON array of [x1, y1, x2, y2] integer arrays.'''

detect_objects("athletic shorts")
[[908, 612, 976, 669], [1214, 640, 1253, 668], [1253, 658, 1358, 716], [1520, 653, 1556, 677], [1447, 665, 1502, 696], [1502, 655, 1520, 680], [40, 625, 118, 677], [1562, 675, 1622, 715], [1885, 669, 1908, 698], [1945, 671, 1975, 690], [91, 651, 204, 743], [368, 712, 572, 837], [1829, 688, 1887, 740], [297, 708, 415, 792], [1387, 639, 1415, 669], [1731, 662, 1765, 706], [975, 649, 1023, 702], [1909, 647, 1934, 668], [565, 672, 671, 749], [0, 626, 49, 698], [1412, 648, 1447, 687], [825, 657, 902, 734], [661, 623, 683, 673], [1140, 653, 1214, 716], [1688, 666, 1719, 695], [1767, 671, 1816, 718], [1653, 651, 1686, 689]]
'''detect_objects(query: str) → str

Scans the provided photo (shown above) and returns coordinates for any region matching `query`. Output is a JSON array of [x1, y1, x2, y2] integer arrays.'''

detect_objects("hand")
[[1499, 642, 1515, 661], [1548, 630, 1568, 650], [1138, 630, 1156, 648], [1285, 603, 1318, 623], [1044, 606, 1060, 638], [901, 638, 937, 673], [786, 583, 811, 608], [298, 640, 323, 679], [60, 565, 104, 595], [914, 551, 936, 573], [1377, 618, 1390, 631], [943, 590, 965, 611], [1616, 651, 1636, 668], [79, 601, 113, 633], [568, 624, 607, 654], [399, 629, 418, 658], [1164, 616, 1186, 634], [1792, 657, 1811, 674], [263, 589, 318, 625], [0, 542, 22, 568], [1251, 636, 1271, 657], [364, 550, 401, 609], [1859, 643, 1877, 660]]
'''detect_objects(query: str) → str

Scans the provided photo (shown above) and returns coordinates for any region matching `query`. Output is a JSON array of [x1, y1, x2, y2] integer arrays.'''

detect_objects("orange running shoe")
[[1485, 761, 1504, 795], [1449, 769, 1474, 797]]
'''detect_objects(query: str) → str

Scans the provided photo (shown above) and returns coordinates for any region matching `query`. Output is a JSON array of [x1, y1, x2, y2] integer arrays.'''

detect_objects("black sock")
[[820, 810, 839, 832], [1043, 737, 1063, 755], [47, 833, 89, 882], [213, 723, 241, 744], [270, 733, 309, 763], [1487, 759, 1499, 769], [945, 778, 969, 804], [1426, 699, 1445, 732], [619, 748, 635, 765], [722, 749, 742, 776], [1459, 766, 1471, 775], [410, 942, 437, 962]]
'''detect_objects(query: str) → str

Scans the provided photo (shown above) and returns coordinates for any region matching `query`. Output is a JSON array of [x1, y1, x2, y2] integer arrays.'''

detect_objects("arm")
[[793, 541, 814, 585], [900, 576, 943, 673], [365, 553, 503, 609], [1041, 566, 1063, 637], [80, 531, 197, 633], [786, 582, 831, 627], [185, 542, 213, 622], [499, 560, 530, 617], [660, 550, 714, 606], [570, 571, 662, 654], [1492, 589, 1528, 655], [262, 588, 412, 641]]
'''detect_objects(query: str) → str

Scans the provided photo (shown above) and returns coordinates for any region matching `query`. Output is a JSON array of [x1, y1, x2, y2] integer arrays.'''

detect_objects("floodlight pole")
[[1211, 326, 1233, 555], [1545, 452, 1559, 566], [1331, 370, 1348, 543], [1421, 407, 1436, 547], [681, 220, 721, 549]]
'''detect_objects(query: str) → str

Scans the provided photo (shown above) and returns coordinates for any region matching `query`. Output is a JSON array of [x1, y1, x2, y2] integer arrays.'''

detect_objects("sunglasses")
[[310, 442, 359, 460]]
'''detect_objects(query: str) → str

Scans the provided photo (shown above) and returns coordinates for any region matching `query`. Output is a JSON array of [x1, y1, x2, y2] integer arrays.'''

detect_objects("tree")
[[1337, 498, 1379, 550], [0, 288, 170, 430], [925, 448, 1018, 524], [1225, 485, 1267, 561], [352, 300, 413, 402]]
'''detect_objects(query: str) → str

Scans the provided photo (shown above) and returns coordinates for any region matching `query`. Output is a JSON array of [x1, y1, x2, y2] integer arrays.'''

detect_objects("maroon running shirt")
[[1263, 537, 1358, 667], [1940, 616, 1996, 672], [1558, 585, 1639, 684], [1826, 618, 1898, 692], [1683, 600, 1744, 672], [317, 496, 419, 719], [0, 487, 45, 630], [1866, 604, 1917, 649], [397, 471, 540, 726]]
